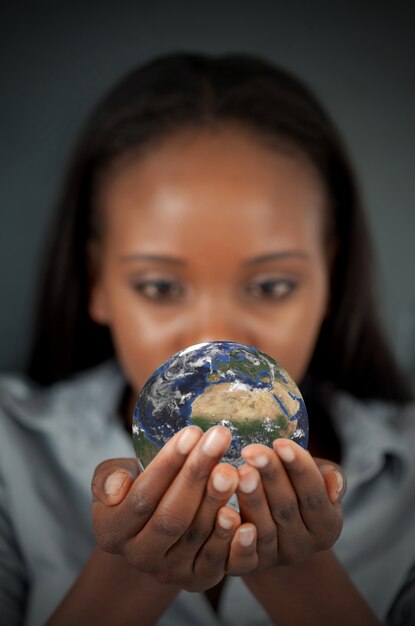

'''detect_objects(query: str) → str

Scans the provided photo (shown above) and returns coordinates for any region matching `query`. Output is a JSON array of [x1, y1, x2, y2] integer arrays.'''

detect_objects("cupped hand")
[[91, 426, 248, 592], [226, 439, 346, 575]]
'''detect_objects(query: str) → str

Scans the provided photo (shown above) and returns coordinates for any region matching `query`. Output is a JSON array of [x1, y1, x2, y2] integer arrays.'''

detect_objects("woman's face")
[[90, 127, 333, 396]]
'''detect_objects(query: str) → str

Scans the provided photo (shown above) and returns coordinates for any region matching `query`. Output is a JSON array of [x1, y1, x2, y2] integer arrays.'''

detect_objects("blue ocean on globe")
[[132, 341, 308, 468]]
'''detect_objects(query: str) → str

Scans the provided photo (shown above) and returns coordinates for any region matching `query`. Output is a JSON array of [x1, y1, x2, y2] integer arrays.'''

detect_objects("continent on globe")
[[132, 341, 308, 469]]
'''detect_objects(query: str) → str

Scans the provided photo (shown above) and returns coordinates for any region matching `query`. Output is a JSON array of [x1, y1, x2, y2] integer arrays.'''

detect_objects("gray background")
[[1, 1, 414, 375]]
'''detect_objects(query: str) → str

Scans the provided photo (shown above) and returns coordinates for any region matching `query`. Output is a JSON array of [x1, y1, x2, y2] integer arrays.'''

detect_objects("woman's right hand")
[[91, 426, 247, 592]]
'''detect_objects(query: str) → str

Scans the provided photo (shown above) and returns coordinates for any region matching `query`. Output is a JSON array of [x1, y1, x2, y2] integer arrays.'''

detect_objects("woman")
[[1, 53, 414, 625]]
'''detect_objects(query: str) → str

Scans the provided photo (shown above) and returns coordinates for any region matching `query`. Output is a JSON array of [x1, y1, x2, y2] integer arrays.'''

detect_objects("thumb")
[[314, 457, 347, 503], [91, 457, 141, 506]]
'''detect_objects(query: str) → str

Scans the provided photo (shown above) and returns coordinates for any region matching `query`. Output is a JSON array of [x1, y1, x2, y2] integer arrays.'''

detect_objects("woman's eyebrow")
[[243, 251, 309, 265], [119, 253, 186, 266]]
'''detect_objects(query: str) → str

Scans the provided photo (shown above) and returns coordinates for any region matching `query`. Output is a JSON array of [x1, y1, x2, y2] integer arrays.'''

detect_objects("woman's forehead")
[[98, 127, 329, 255]]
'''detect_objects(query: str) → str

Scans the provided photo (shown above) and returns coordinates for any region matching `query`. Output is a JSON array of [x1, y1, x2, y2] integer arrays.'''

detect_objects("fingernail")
[[334, 470, 344, 494], [239, 527, 255, 547], [238, 472, 258, 494], [202, 428, 229, 457], [320, 465, 345, 502], [276, 443, 296, 463], [248, 454, 268, 469], [213, 471, 235, 492], [177, 427, 200, 455], [104, 471, 128, 496], [218, 513, 234, 529]]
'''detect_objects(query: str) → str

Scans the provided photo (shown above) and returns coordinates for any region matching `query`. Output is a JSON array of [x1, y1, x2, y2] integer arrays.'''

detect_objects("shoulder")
[[329, 391, 415, 618], [0, 360, 133, 482], [329, 389, 415, 444], [0, 359, 131, 524], [0, 360, 125, 433], [325, 388, 415, 488], [0, 360, 128, 478], [0, 362, 128, 626]]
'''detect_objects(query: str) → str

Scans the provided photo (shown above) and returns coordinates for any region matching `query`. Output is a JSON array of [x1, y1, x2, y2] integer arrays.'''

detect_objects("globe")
[[132, 341, 308, 469]]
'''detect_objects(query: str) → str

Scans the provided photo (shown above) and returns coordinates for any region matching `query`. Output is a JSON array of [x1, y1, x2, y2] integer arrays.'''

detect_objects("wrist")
[[242, 550, 380, 626], [47, 548, 180, 626], [242, 549, 335, 592]]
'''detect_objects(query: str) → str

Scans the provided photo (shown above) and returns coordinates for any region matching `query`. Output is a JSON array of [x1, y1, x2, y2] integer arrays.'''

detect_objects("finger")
[[273, 440, 343, 546], [236, 462, 278, 568], [242, 442, 311, 563], [93, 426, 202, 550], [242, 441, 306, 532], [226, 523, 258, 576], [132, 426, 232, 553], [92, 457, 141, 506], [124, 425, 203, 520], [192, 505, 241, 589], [314, 459, 347, 503], [176, 463, 238, 555]]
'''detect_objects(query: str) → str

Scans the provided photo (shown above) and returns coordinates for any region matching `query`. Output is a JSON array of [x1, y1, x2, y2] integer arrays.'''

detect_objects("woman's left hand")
[[225, 439, 346, 576]]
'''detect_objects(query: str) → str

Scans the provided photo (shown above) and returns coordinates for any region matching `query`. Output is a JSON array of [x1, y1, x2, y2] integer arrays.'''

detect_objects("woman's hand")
[[226, 439, 346, 575], [91, 426, 245, 592]]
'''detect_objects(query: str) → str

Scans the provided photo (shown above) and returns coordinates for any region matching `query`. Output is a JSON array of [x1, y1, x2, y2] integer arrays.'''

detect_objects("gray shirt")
[[0, 361, 415, 625]]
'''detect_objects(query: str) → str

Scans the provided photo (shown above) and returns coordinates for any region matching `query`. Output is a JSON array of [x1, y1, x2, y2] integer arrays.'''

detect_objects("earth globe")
[[132, 341, 308, 470]]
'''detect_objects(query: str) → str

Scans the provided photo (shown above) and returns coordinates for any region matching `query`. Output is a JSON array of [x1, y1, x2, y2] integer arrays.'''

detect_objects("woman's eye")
[[245, 278, 296, 300], [133, 279, 184, 301]]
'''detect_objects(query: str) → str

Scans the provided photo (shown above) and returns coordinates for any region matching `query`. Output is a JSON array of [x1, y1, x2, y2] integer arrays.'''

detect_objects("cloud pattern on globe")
[[132, 341, 308, 468]]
